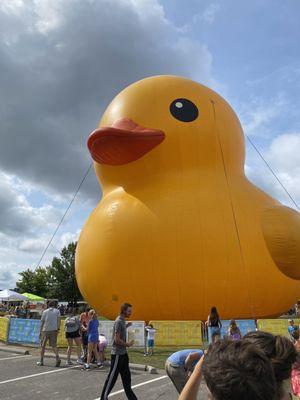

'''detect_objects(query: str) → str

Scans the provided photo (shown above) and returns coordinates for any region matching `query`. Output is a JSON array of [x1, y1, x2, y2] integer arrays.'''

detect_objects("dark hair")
[[209, 306, 219, 324], [203, 339, 276, 400], [243, 331, 297, 383], [292, 330, 300, 340], [48, 300, 56, 308], [120, 302, 132, 313]]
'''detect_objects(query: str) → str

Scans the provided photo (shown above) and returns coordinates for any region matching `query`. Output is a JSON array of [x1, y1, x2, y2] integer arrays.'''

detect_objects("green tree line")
[[16, 242, 82, 301]]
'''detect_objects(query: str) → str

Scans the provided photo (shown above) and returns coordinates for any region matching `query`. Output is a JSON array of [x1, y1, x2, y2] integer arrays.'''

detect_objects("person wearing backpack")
[[64, 313, 83, 366]]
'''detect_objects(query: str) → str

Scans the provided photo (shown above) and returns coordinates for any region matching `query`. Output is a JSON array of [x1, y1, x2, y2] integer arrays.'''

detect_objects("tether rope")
[[246, 135, 299, 211], [35, 162, 93, 268]]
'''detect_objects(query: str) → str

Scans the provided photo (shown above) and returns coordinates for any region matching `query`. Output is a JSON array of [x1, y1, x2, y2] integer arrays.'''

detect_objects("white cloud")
[[0, 171, 63, 236], [0, 0, 215, 201], [267, 133, 300, 172], [266, 133, 300, 204], [202, 3, 221, 24], [245, 133, 300, 209], [32, 0, 65, 35], [239, 94, 287, 137], [0, 264, 20, 290], [191, 3, 221, 25], [60, 229, 81, 248], [19, 237, 50, 253], [0, 0, 217, 288], [0, 0, 25, 16]]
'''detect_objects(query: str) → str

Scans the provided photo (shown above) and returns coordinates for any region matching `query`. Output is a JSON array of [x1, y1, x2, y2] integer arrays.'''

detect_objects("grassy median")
[[104, 345, 202, 370]]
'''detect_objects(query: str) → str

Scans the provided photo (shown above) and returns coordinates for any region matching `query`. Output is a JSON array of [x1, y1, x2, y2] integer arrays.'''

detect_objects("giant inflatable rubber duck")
[[75, 75, 300, 320]]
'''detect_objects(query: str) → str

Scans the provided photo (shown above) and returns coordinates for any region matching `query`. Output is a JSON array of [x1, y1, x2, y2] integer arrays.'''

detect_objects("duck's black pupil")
[[169, 98, 199, 122]]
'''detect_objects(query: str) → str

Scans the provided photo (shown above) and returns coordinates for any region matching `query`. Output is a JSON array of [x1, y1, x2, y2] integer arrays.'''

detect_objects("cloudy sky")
[[0, 0, 299, 289]]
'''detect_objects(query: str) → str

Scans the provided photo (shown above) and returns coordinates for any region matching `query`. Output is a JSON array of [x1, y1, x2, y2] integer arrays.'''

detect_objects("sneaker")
[[65, 360, 73, 366], [97, 362, 103, 368], [36, 361, 43, 366], [84, 363, 90, 370], [55, 358, 61, 367], [76, 359, 84, 365]]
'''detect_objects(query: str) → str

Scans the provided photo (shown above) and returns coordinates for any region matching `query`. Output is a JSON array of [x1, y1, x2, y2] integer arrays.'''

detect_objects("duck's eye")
[[169, 98, 199, 122]]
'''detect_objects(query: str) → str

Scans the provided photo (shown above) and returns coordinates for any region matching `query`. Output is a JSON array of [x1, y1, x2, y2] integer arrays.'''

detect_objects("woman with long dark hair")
[[205, 306, 222, 344]]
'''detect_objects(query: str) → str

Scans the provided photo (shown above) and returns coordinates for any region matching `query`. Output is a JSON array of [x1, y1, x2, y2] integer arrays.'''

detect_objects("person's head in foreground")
[[243, 330, 297, 399], [203, 338, 276, 400]]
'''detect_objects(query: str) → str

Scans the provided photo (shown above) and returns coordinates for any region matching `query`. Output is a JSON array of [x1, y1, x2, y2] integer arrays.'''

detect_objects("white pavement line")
[[0, 355, 33, 362], [0, 365, 81, 385], [93, 375, 169, 399]]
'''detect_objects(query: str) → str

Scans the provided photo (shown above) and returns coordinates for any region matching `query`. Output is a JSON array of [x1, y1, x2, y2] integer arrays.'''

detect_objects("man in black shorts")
[[100, 302, 137, 400]]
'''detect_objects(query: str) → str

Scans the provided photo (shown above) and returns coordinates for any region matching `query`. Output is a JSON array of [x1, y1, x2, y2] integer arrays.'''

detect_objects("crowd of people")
[[0, 303, 31, 317], [0, 300, 87, 318], [37, 300, 138, 399], [37, 301, 108, 369], [35, 301, 300, 399], [164, 306, 300, 399]]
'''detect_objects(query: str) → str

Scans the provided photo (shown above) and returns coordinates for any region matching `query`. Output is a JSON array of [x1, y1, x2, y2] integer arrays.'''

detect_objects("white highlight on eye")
[[175, 102, 183, 108]]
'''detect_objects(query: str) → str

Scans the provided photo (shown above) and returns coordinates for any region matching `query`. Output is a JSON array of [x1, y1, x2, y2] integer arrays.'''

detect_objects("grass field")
[[104, 345, 203, 370]]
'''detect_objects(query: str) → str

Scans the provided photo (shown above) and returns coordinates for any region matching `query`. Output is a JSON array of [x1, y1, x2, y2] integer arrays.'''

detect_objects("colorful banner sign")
[[149, 320, 203, 346], [0, 317, 9, 341], [220, 319, 257, 338], [99, 320, 145, 347], [57, 320, 68, 347], [8, 318, 41, 345], [257, 319, 300, 338]]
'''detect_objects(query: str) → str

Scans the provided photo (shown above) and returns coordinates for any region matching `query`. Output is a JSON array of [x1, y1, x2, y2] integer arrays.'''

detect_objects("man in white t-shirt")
[[37, 301, 61, 367]]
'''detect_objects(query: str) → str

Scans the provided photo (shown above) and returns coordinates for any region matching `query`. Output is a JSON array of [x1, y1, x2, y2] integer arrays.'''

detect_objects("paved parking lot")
[[0, 349, 179, 399]]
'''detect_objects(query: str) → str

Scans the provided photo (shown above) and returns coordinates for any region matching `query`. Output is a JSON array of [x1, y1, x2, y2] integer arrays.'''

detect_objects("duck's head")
[[88, 75, 245, 188]]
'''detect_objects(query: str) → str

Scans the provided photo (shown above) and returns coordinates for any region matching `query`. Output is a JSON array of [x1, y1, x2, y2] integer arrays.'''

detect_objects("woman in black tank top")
[[206, 306, 222, 344]]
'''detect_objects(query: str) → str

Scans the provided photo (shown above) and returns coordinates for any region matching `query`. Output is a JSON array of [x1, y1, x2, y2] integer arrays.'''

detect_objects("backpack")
[[64, 316, 79, 333]]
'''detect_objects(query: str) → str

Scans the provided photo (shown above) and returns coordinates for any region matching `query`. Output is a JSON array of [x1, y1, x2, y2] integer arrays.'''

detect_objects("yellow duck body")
[[76, 75, 300, 321]]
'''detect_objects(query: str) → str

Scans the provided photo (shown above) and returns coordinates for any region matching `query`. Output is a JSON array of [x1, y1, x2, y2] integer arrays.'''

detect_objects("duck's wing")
[[261, 205, 300, 279]]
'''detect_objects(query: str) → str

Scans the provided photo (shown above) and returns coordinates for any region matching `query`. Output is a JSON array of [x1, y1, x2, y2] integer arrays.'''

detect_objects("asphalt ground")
[[0, 349, 181, 400]]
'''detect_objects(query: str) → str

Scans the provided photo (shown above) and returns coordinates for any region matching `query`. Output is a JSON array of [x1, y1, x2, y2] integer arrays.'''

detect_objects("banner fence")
[[0, 317, 295, 347]]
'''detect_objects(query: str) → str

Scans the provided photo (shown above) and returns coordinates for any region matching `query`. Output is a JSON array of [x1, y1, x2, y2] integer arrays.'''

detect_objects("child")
[[145, 324, 157, 356], [98, 333, 107, 364], [227, 319, 242, 341], [84, 309, 102, 369], [288, 319, 299, 340]]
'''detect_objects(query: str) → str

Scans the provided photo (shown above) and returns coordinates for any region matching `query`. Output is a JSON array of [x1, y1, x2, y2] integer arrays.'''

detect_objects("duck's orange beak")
[[87, 118, 165, 165]]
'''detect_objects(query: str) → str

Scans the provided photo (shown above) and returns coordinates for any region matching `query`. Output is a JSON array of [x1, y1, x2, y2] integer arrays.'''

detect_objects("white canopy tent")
[[0, 289, 28, 301]]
